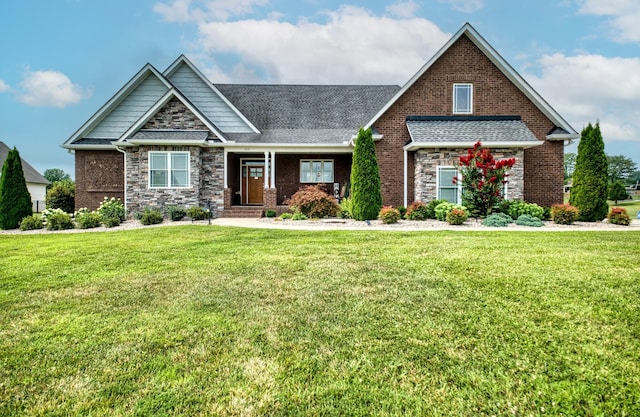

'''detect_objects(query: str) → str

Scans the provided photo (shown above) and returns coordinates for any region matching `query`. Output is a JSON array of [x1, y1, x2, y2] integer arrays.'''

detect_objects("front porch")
[[220, 149, 352, 216]]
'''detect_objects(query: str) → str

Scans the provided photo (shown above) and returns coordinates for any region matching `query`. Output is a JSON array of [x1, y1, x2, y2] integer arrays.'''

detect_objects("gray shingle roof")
[[216, 84, 400, 143], [406, 116, 539, 144], [0, 141, 49, 185]]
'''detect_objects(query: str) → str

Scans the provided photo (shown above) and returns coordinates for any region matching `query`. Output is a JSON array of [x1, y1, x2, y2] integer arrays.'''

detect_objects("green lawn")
[[611, 199, 640, 218], [1, 227, 639, 416]]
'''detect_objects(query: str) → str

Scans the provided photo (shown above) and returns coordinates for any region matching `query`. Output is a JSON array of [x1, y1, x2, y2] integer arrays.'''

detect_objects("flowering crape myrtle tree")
[[455, 141, 516, 218]]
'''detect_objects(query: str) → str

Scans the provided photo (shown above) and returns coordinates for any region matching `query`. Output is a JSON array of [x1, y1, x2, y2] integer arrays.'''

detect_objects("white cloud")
[[385, 0, 420, 18], [524, 53, 640, 144], [578, 0, 640, 42], [438, 0, 484, 13], [192, 5, 450, 84], [0, 80, 9, 92], [154, 0, 269, 22], [18, 69, 90, 108]]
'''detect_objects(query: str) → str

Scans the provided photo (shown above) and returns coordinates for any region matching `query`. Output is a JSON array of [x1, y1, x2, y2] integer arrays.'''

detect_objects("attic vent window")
[[453, 83, 473, 114]]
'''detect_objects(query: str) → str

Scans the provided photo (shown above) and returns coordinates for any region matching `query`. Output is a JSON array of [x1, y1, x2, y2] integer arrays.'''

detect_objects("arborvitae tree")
[[350, 127, 382, 220], [569, 122, 609, 221], [0, 147, 33, 229]]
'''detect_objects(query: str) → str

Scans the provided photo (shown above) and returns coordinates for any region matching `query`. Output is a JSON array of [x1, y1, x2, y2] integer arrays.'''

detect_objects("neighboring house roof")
[[366, 23, 579, 140], [405, 116, 542, 150], [0, 141, 49, 185]]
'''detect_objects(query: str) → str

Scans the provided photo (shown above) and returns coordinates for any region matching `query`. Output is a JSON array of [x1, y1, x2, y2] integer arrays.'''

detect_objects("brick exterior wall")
[[372, 34, 564, 207], [75, 150, 124, 211], [414, 148, 524, 202]]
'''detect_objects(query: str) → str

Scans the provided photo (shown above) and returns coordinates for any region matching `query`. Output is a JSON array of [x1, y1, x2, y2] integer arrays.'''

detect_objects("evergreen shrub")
[[0, 147, 33, 229], [515, 214, 544, 227], [139, 207, 164, 225], [446, 208, 468, 225], [379, 206, 401, 224], [406, 201, 429, 220], [186, 206, 209, 220], [551, 204, 579, 225], [350, 128, 382, 220], [482, 212, 513, 227], [608, 207, 631, 226], [166, 205, 186, 221]]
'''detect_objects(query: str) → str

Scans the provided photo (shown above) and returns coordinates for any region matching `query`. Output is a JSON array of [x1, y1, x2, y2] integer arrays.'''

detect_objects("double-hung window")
[[300, 159, 334, 183], [453, 83, 473, 114], [437, 166, 461, 204], [149, 151, 189, 188]]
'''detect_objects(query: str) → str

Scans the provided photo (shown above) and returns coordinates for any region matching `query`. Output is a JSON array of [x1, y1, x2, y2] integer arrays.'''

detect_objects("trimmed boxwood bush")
[[186, 206, 209, 220], [264, 209, 277, 218], [166, 205, 186, 221], [139, 207, 164, 225]]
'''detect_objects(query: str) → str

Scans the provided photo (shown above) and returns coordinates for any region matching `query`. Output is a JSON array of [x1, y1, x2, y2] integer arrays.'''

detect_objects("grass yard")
[[1, 227, 639, 416], [612, 199, 640, 218]]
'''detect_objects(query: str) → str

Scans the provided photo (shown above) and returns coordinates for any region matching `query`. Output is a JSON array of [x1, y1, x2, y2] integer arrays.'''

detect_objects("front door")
[[242, 162, 264, 204]]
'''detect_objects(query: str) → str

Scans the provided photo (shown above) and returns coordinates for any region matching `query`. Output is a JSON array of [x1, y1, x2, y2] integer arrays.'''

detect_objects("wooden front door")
[[242, 163, 264, 204]]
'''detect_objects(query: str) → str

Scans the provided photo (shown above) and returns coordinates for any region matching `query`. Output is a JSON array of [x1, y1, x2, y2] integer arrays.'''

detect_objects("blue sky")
[[1, 0, 639, 177]]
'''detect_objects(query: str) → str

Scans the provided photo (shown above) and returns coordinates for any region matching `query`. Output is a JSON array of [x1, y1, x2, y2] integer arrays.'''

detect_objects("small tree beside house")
[[456, 141, 516, 218], [570, 122, 609, 221], [0, 147, 33, 229], [350, 127, 382, 221]]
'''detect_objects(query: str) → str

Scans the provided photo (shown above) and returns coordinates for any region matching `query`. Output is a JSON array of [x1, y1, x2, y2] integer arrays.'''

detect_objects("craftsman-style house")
[[63, 23, 578, 217]]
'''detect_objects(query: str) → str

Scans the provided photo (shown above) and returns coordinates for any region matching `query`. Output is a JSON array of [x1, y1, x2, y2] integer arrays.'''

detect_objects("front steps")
[[220, 205, 290, 218]]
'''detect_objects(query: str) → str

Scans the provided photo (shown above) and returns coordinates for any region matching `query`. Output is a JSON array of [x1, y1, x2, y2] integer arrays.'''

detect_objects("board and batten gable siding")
[[86, 75, 169, 139], [168, 63, 254, 133]]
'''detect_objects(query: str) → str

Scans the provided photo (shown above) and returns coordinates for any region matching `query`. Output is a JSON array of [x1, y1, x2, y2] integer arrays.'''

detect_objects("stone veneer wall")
[[125, 145, 224, 217], [414, 148, 524, 203]]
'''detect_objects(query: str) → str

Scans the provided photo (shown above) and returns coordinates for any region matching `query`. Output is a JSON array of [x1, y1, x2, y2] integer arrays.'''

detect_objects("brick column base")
[[264, 188, 277, 210], [224, 188, 232, 209]]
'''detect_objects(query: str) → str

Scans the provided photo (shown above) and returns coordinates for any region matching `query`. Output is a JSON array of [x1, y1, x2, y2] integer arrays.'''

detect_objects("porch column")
[[264, 151, 269, 189], [270, 151, 276, 188]]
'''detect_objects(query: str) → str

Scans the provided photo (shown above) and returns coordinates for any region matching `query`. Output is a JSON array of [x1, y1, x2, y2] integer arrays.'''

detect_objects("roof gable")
[[366, 23, 578, 137], [63, 65, 172, 148], [116, 89, 228, 143], [164, 55, 259, 134], [0, 141, 49, 184]]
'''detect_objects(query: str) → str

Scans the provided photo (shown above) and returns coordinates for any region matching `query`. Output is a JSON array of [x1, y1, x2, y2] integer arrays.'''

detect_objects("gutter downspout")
[[403, 148, 408, 207], [115, 146, 127, 214]]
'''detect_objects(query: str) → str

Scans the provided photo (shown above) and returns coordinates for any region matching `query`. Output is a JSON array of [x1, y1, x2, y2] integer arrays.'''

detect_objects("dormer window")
[[453, 83, 473, 114]]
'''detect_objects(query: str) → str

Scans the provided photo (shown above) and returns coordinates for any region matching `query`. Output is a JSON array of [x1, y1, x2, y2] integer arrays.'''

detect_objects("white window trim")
[[436, 166, 462, 204], [148, 151, 190, 188], [453, 83, 473, 114], [300, 159, 334, 183]]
